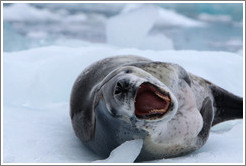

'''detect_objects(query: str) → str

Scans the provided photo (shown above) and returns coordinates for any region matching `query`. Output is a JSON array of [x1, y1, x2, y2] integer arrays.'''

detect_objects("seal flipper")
[[210, 85, 243, 126], [197, 97, 213, 148]]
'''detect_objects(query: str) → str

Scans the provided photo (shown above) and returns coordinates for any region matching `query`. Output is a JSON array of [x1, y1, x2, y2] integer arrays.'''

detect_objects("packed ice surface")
[[3, 44, 243, 163]]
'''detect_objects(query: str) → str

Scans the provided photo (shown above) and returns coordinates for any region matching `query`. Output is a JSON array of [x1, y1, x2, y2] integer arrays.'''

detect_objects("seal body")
[[70, 55, 242, 161]]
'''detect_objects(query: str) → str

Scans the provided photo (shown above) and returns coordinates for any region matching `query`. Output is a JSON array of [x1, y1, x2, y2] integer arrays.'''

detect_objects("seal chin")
[[134, 82, 171, 120]]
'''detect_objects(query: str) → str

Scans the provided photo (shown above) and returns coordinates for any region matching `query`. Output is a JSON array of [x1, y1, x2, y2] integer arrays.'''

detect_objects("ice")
[[155, 7, 204, 27], [3, 3, 242, 53], [106, 4, 208, 50], [93, 139, 143, 163], [3, 44, 243, 163], [121, 4, 204, 27], [209, 38, 243, 53], [3, 3, 88, 23], [106, 6, 160, 49], [157, 3, 243, 22], [198, 13, 232, 23], [3, 21, 53, 52], [3, 3, 61, 22], [3, 22, 32, 52], [31, 3, 125, 16]]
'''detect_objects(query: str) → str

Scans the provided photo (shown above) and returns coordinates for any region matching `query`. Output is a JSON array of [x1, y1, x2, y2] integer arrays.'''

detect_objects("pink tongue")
[[135, 90, 166, 115]]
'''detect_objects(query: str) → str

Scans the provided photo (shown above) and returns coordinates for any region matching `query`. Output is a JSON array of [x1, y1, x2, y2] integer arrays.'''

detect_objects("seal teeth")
[[155, 91, 170, 101], [149, 109, 168, 114]]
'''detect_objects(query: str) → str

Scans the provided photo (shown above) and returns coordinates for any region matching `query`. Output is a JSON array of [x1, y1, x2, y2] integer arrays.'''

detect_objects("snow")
[[3, 44, 244, 164]]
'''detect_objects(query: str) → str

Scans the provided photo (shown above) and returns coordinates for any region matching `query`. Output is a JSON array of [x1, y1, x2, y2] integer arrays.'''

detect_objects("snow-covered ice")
[[3, 44, 244, 164]]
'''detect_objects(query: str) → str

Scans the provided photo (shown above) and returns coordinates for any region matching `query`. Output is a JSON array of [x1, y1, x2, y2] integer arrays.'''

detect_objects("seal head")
[[85, 66, 178, 157]]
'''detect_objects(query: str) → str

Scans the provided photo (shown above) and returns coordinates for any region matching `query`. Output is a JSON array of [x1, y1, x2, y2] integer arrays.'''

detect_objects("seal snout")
[[134, 82, 171, 120]]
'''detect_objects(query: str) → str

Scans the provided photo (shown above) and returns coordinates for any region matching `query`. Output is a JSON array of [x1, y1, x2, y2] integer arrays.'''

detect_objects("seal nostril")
[[115, 82, 123, 95], [115, 80, 131, 95], [115, 88, 121, 95], [117, 82, 123, 88]]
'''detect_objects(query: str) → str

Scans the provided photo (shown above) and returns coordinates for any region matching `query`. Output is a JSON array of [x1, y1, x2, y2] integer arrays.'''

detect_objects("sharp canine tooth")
[[155, 91, 170, 101]]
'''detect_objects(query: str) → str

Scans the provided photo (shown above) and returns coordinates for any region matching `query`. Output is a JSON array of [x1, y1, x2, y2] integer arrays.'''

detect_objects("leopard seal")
[[70, 55, 243, 161]]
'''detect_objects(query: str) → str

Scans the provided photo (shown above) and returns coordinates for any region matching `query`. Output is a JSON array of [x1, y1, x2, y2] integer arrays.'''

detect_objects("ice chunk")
[[155, 7, 204, 27], [3, 3, 60, 22], [211, 120, 242, 133], [106, 6, 158, 48], [208, 38, 243, 52], [198, 13, 232, 23], [3, 3, 88, 23], [120, 3, 146, 13], [120, 4, 204, 28], [93, 139, 143, 163], [3, 22, 31, 52]]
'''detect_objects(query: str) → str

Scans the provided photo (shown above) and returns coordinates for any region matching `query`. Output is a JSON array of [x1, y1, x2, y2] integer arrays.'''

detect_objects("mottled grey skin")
[[70, 55, 243, 161]]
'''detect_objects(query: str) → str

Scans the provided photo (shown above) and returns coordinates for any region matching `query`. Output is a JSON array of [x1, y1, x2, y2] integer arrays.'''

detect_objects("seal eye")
[[125, 69, 132, 74]]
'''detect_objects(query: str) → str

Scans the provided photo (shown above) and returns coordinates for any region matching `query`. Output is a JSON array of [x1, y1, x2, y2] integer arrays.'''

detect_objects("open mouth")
[[134, 82, 171, 120]]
